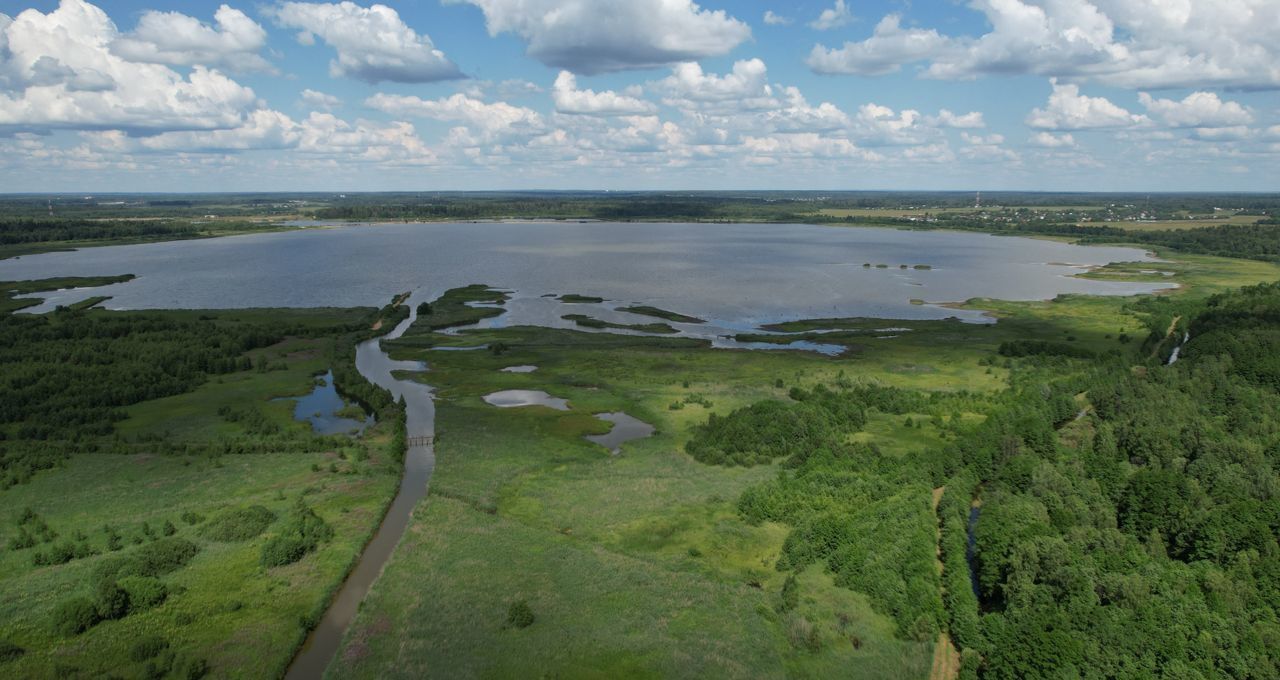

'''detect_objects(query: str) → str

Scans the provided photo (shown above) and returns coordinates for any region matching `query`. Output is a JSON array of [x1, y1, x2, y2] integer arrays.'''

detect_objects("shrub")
[[0, 640, 24, 662], [51, 597, 99, 636], [119, 576, 168, 612], [260, 535, 310, 568], [129, 636, 169, 662], [200, 506, 276, 542], [260, 501, 333, 568], [506, 600, 535, 629], [997, 340, 1095, 359], [786, 615, 821, 651], [176, 656, 209, 680], [97, 537, 199, 581], [685, 400, 839, 466], [94, 580, 130, 620], [180, 511, 204, 525], [779, 572, 799, 612]]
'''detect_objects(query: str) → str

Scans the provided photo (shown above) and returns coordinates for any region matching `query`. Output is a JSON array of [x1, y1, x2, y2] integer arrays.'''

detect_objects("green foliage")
[[615, 305, 705, 323], [119, 576, 169, 611], [685, 400, 839, 466], [938, 478, 983, 653], [1088, 223, 1280, 262], [506, 600, 535, 629], [409, 285, 509, 332], [950, 281, 1280, 678], [0, 309, 279, 440], [129, 636, 169, 662], [0, 640, 25, 663], [561, 313, 678, 334], [51, 597, 99, 636], [778, 572, 799, 612], [199, 505, 276, 542], [260, 500, 334, 568], [557, 294, 603, 303], [94, 579, 131, 620], [96, 537, 200, 581], [785, 615, 822, 652], [998, 339, 1095, 359]]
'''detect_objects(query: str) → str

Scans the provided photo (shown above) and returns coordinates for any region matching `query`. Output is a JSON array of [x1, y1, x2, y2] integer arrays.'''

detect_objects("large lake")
[[0, 222, 1173, 328]]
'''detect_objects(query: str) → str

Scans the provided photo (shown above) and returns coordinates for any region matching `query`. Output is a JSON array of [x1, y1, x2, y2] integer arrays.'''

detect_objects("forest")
[[696, 281, 1280, 678]]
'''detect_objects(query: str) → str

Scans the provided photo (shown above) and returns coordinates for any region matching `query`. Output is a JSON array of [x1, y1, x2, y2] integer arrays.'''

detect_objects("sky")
[[0, 0, 1277, 192]]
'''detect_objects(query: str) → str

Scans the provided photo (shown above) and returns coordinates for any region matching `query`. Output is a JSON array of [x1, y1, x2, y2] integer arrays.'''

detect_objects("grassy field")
[[1082, 214, 1265, 231], [814, 208, 987, 219], [1079, 250, 1280, 296], [333, 328, 940, 678]]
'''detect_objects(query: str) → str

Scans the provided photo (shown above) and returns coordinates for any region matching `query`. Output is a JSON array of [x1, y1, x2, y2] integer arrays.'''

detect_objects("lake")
[[0, 222, 1173, 327]]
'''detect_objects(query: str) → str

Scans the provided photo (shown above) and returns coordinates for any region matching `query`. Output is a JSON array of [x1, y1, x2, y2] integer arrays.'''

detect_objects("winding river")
[[286, 296, 436, 679]]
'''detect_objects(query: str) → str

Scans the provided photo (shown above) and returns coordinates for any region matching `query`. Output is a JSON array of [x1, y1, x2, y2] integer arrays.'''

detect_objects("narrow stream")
[[966, 506, 981, 601], [286, 298, 435, 679], [1166, 332, 1190, 365]]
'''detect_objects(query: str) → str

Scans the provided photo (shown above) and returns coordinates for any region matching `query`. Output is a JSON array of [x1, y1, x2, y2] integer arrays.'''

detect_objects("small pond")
[[585, 412, 655, 454], [482, 390, 569, 410], [276, 370, 374, 435]]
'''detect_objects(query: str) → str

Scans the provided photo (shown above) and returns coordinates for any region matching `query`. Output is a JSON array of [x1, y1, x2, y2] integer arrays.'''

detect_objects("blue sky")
[[0, 0, 1276, 192]]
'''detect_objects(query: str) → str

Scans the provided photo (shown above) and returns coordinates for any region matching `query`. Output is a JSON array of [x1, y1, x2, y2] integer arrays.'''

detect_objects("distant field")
[[813, 208, 984, 218], [1081, 214, 1266, 231]]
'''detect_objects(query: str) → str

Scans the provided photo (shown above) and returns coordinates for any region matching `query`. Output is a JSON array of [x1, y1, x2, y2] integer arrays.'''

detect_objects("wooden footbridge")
[[407, 435, 434, 448]]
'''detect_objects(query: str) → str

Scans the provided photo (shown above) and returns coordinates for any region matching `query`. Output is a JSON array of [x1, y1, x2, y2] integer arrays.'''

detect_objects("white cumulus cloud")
[[929, 109, 985, 129], [268, 2, 462, 83], [808, 0, 1280, 89], [366, 92, 544, 143], [300, 89, 342, 110], [111, 4, 272, 73], [808, 15, 950, 76], [1137, 91, 1253, 129], [1025, 79, 1147, 130], [0, 0, 258, 133], [810, 0, 853, 31], [551, 71, 655, 116], [1028, 131, 1077, 148], [763, 11, 791, 26], [448, 0, 750, 74], [654, 59, 777, 111]]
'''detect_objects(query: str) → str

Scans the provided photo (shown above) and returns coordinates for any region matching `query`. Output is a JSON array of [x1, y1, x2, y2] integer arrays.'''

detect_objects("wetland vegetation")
[[1, 202, 1279, 679], [0, 284, 408, 678]]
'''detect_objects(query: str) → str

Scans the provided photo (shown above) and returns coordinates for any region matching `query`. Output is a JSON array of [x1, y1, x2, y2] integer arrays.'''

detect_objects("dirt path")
[[1149, 315, 1181, 358], [929, 487, 961, 680], [930, 632, 960, 680]]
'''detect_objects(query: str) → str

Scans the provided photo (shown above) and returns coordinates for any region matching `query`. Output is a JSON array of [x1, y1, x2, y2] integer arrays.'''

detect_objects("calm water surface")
[[276, 371, 374, 436], [0, 222, 1173, 325]]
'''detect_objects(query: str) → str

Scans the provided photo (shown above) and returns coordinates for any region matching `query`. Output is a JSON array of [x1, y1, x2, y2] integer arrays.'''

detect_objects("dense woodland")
[[689, 281, 1280, 678], [0, 283, 403, 489]]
